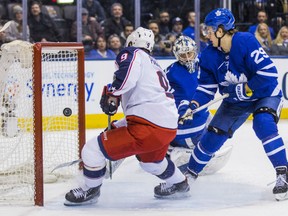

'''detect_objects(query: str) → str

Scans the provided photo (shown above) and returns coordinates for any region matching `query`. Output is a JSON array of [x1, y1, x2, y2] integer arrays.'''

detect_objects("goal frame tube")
[[33, 42, 86, 206]]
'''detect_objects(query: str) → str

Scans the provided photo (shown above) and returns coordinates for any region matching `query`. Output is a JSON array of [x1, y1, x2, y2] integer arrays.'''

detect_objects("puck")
[[63, 108, 72, 117]]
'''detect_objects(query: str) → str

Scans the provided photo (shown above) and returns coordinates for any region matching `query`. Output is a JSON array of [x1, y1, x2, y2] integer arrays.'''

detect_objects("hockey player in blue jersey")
[[179, 8, 288, 201], [166, 35, 232, 175], [166, 35, 210, 149]]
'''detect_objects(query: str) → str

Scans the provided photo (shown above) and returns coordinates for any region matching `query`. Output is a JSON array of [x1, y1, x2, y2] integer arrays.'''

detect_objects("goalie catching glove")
[[100, 84, 120, 116], [178, 100, 198, 124], [222, 83, 253, 102]]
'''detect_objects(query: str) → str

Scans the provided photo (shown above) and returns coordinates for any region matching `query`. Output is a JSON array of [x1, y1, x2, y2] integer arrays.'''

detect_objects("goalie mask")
[[173, 35, 197, 73], [125, 27, 155, 52]]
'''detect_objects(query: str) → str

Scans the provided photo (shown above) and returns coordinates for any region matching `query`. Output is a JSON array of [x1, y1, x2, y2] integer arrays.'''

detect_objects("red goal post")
[[0, 41, 86, 206]]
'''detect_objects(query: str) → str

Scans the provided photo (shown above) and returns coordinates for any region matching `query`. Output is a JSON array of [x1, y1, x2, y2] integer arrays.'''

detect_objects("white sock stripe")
[[266, 145, 286, 156], [263, 135, 281, 145], [191, 150, 209, 165], [198, 143, 212, 156], [84, 164, 105, 171]]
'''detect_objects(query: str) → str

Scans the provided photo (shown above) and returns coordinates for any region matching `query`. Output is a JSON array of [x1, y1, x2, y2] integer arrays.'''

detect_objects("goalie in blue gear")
[[179, 8, 288, 201], [165, 35, 232, 176]]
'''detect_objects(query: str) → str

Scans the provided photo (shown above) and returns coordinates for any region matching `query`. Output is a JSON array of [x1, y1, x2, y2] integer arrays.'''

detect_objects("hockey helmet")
[[173, 35, 197, 73], [125, 27, 155, 52], [203, 8, 235, 35]]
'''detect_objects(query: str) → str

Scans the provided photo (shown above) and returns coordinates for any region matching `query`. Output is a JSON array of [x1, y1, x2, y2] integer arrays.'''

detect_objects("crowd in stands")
[[0, 0, 287, 59]]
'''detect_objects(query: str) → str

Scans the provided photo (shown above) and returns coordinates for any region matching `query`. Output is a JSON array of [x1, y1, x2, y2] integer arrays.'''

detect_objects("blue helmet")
[[204, 8, 235, 32]]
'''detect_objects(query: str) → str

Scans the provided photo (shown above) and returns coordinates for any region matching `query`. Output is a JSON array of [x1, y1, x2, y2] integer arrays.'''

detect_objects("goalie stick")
[[179, 93, 229, 124], [0, 21, 12, 33]]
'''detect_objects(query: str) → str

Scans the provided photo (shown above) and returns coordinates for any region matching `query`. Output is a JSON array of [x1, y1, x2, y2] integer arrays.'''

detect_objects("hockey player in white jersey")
[[64, 27, 190, 206], [165, 35, 232, 175]]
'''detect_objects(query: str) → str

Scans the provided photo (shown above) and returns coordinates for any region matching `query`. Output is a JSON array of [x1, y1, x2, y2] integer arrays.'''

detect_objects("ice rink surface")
[[0, 119, 288, 216]]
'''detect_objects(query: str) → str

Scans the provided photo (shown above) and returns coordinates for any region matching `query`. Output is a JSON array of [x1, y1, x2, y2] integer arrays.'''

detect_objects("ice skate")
[[154, 178, 190, 199], [64, 185, 101, 206], [273, 166, 288, 201]]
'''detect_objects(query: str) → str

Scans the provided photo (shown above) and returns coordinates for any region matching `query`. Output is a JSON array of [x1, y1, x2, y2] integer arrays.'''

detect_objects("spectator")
[[199, 23, 209, 52], [271, 16, 287, 36], [5, 5, 30, 42], [0, 23, 5, 46], [147, 19, 165, 56], [85, 35, 116, 60], [255, 23, 273, 54], [170, 17, 183, 38], [82, 0, 106, 23], [103, 3, 132, 39], [0, 3, 6, 22], [28, 1, 62, 42], [182, 11, 196, 39], [107, 34, 122, 56], [158, 10, 171, 37], [71, 8, 104, 52], [270, 26, 288, 56], [119, 23, 134, 46], [248, 10, 275, 39], [162, 33, 176, 56]]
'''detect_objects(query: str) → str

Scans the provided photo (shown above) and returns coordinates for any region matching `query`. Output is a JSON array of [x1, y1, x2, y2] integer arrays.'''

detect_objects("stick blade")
[[50, 159, 82, 173]]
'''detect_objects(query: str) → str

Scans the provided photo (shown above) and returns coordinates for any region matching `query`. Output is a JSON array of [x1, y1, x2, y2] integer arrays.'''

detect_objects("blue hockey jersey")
[[194, 32, 282, 106], [166, 62, 209, 147]]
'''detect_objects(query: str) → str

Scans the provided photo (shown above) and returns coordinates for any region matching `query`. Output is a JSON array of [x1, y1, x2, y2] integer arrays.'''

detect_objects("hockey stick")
[[179, 93, 229, 124], [0, 21, 12, 33], [50, 116, 114, 176], [50, 159, 82, 173], [107, 115, 113, 179]]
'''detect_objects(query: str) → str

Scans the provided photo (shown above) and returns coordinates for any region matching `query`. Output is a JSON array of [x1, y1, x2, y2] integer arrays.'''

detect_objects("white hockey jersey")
[[110, 47, 178, 129]]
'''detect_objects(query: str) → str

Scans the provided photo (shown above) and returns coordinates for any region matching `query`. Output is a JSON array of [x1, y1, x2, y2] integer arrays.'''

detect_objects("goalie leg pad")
[[170, 145, 233, 175]]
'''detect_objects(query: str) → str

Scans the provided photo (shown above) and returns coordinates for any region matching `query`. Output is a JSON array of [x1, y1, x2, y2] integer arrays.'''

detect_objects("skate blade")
[[64, 197, 98, 206], [275, 192, 288, 201], [154, 191, 191, 200]]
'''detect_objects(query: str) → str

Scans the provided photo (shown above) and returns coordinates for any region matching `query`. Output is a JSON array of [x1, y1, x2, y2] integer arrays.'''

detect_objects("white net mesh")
[[0, 41, 83, 205]]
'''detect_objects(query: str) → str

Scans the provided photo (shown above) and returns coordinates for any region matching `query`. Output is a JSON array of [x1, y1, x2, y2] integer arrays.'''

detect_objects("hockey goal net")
[[0, 41, 85, 206]]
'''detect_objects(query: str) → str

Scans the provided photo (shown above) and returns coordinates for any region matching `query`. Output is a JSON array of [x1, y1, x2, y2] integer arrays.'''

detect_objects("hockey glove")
[[178, 100, 198, 124], [222, 83, 253, 102], [100, 84, 120, 116]]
